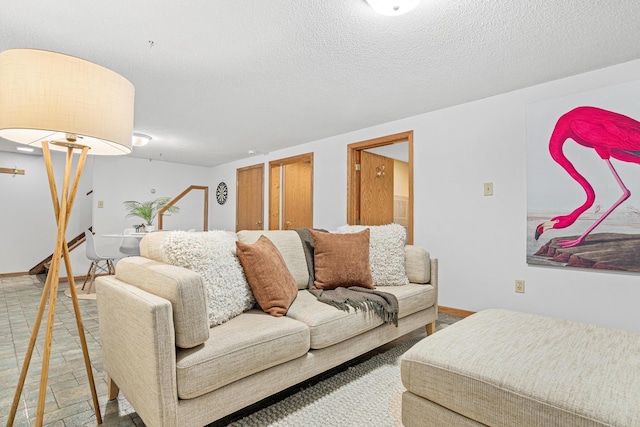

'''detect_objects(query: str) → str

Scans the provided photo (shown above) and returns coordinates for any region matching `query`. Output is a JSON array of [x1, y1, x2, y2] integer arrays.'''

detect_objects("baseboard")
[[59, 275, 90, 283], [439, 306, 476, 318], [0, 271, 29, 278], [0, 273, 95, 282]]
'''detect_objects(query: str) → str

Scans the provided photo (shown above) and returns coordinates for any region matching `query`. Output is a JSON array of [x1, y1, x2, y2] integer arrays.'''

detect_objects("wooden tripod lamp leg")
[[7, 144, 102, 427], [63, 243, 103, 424], [6, 260, 56, 426]]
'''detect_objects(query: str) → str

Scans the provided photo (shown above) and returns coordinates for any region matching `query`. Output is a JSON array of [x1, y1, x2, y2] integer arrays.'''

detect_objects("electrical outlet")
[[515, 279, 525, 293], [484, 182, 493, 196], [97, 200, 104, 208]]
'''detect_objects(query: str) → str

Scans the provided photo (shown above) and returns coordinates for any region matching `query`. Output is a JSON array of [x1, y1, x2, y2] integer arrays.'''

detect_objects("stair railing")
[[29, 226, 92, 275], [158, 185, 209, 231]]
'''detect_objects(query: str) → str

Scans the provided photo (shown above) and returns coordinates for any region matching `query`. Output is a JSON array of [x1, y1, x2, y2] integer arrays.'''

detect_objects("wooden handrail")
[[158, 185, 209, 231], [29, 226, 92, 275], [0, 167, 25, 175]]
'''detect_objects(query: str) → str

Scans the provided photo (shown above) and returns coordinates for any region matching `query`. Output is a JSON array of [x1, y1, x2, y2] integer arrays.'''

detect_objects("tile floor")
[[0, 274, 461, 427], [0, 275, 141, 427]]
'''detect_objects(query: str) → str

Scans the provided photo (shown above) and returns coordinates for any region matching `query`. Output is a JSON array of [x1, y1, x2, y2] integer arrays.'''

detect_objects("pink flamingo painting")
[[535, 106, 640, 248]]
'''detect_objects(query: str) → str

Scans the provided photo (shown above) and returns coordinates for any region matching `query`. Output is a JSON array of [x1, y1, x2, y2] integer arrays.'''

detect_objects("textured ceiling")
[[2, 1, 640, 166]]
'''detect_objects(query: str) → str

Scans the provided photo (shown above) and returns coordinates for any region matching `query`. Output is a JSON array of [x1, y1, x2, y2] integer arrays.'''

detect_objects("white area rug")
[[64, 283, 97, 300], [227, 336, 424, 427]]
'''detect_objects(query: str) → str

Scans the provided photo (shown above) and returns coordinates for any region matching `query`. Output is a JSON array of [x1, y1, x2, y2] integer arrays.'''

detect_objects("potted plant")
[[123, 197, 179, 231]]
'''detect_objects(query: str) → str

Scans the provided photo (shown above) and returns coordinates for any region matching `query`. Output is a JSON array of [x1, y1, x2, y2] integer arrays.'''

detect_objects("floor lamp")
[[0, 49, 135, 427]]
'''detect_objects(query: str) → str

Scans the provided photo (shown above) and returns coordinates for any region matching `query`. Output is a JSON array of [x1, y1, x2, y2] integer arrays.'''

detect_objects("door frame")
[[268, 152, 314, 230], [347, 131, 414, 244]]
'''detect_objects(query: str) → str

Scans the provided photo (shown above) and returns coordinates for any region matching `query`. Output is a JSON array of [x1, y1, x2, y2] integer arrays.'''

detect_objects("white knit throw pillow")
[[336, 223, 409, 286], [162, 231, 255, 326]]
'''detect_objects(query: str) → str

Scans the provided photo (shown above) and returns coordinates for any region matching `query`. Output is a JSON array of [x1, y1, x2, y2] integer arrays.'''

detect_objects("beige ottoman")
[[401, 309, 640, 427]]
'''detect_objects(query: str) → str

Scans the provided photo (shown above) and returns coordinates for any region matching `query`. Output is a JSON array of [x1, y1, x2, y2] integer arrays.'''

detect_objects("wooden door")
[[347, 131, 414, 244], [236, 164, 264, 231], [269, 153, 313, 230], [269, 165, 281, 230], [282, 161, 312, 229], [360, 151, 394, 225]]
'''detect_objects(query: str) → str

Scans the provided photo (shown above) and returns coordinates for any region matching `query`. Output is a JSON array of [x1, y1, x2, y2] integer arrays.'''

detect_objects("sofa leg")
[[107, 376, 120, 400], [426, 321, 436, 336]]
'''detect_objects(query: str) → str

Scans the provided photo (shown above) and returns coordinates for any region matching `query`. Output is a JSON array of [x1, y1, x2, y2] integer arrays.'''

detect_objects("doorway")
[[269, 153, 314, 230], [236, 163, 264, 231], [347, 131, 413, 244]]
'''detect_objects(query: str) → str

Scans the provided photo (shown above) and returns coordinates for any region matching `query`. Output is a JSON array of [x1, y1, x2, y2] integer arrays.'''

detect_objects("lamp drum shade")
[[0, 48, 134, 155]]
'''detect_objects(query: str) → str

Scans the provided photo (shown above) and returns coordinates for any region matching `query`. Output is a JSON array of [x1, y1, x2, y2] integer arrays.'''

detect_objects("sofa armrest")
[[96, 276, 179, 427], [405, 245, 438, 315], [430, 257, 438, 309], [115, 256, 209, 348]]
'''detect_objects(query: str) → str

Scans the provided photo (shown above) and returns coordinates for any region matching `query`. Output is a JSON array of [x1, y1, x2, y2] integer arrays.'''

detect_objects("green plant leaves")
[[123, 197, 179, 225]]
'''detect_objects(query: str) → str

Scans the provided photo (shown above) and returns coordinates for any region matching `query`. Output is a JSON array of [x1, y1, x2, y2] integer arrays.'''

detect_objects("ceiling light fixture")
[[248, 149, 268, 155], [132, 133, 152, 147], [17, 146, 34, 152], [365, 0, 421, 16]]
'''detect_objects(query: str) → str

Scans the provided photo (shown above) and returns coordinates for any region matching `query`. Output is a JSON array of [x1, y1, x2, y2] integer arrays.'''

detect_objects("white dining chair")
[[83, 229, 118, 294], [119, 227, 141, 256]]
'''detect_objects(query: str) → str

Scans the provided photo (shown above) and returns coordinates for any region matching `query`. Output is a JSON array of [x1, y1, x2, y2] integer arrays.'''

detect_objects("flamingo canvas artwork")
[[527, 81, 640, 272]]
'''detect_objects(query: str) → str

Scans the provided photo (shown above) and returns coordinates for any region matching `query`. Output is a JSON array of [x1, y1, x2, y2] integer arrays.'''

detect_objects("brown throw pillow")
[[310, 229, 374, 290], [236, 235, 298, 316]]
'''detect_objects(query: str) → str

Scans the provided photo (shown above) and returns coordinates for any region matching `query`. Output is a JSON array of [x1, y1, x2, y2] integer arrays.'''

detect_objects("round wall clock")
[[216, 182, 228, 205]]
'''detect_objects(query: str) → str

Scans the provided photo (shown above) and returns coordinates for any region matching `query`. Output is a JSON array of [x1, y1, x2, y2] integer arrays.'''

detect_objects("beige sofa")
[[95, 229, 438, 427]]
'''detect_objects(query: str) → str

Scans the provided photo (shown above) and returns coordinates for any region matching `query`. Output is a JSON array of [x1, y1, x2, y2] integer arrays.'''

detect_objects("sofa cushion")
[[286, 290, 382, 349], [115, 257, 209, 349], [291, 228, 328, 289], [161, 231, 255, 326], [310, 229, 374, 290], [175, 310, 310, 399], [373, 283, 435, 319], [236, 235, 299, 316], [139, 230, 169, 261], [237, 230, 309, 289], [140, 230, 239, 262], [404, 246, 431, 284], [287, 284, 434, 350], [337, 224, 409, 286]]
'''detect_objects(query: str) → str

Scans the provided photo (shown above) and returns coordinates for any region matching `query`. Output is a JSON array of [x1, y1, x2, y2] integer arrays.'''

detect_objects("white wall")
[[92, 156, 212, 252], [208, 58, 640, 333], [0, 150, 92, 276], [0, 153, 211, 277], [93, 156, 210, 234], [3, 58, 639, 333]]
